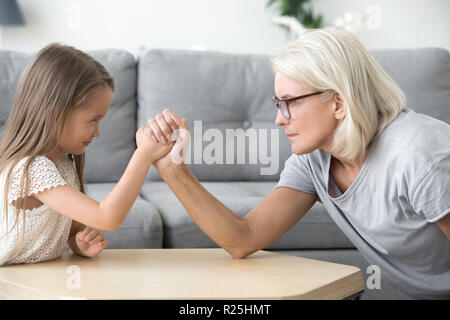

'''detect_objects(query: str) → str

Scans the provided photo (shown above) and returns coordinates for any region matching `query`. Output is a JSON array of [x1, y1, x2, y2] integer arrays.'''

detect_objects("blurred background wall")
[[1, 0, 449, 56]]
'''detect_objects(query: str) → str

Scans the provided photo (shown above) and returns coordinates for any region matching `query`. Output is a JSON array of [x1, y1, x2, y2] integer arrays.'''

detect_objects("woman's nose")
[[275, 109, 288, 126]]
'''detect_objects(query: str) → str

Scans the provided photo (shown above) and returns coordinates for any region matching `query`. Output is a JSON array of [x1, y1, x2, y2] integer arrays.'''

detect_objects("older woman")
[[145, 28, 450, 300]]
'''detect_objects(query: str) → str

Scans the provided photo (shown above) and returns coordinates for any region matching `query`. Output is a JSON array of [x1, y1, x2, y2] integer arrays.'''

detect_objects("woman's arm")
[[436, 214, 450, 241], [145, 109, 318, 258], [158, 162, 318, 258]]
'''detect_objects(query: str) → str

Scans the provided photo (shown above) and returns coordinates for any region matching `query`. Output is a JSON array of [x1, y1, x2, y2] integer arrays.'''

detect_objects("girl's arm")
[[69, 220, 85, 237], [33, 126, 173, 231], [68, 220, 86, 255]]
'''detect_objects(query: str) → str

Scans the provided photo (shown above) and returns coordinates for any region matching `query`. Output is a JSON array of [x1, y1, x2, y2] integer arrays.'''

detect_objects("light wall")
[[1, 0, 449, 56]]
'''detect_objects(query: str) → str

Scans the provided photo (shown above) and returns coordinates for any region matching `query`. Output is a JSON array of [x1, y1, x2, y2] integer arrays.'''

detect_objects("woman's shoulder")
[[283, 149, 328, 177], [376, 108, 450, 166], [382, 108, 449, 141]]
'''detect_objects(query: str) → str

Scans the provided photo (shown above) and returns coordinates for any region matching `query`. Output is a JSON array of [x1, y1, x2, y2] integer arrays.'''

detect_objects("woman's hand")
[[69, 226, 109, 258], [144, 109, 190, 171]]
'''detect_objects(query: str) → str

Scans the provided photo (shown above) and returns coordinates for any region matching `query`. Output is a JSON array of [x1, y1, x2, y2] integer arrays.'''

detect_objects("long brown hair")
[[0, 43, 114, 241]]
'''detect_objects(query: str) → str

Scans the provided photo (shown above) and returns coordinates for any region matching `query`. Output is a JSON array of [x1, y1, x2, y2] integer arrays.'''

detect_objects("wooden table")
[[0, 249, 364, 300]]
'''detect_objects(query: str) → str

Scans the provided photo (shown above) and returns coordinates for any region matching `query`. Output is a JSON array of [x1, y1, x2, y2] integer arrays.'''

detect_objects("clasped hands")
[[136, 109, 190, 169]]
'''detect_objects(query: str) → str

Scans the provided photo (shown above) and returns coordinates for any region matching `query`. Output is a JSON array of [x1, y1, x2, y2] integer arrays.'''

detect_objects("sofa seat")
[[140, 181, 354, 250], [85, 183, 163, 248]]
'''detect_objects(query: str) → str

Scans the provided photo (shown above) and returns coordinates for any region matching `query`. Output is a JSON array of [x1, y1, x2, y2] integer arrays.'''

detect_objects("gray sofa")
[[1, 46, 449, 300]]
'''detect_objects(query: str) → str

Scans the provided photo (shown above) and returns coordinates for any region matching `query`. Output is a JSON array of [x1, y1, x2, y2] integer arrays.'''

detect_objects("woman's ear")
[[334, 92, 346, 120]]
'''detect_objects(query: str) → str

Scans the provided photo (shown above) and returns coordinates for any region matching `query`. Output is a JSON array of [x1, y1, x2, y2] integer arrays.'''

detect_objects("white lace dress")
[[0, 153, 80, 266]]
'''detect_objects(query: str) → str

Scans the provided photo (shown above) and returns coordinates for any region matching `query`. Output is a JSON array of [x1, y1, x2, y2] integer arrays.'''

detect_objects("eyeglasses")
[[272, 91, 323, 119]]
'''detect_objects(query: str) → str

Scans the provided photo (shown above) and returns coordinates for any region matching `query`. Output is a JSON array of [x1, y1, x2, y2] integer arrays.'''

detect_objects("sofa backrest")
[[1, 47, 449, 183], [138, 47, 450, 182], [138, 49, 289, 182], [370, 48, 450, 123], [0, 49, 137, 183]]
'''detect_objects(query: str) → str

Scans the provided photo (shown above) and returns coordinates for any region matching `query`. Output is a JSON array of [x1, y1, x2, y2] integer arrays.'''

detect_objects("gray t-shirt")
[[276, 108, 450, 299]]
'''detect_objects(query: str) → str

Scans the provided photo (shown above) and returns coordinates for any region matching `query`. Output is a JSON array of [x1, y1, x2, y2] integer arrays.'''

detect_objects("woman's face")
[[58, 87, 112, 155], [274, 72, 345, 155]]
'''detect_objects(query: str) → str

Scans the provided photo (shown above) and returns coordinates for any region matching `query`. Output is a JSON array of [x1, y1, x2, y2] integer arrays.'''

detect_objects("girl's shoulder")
[[9, 155, 60, 178], [2, 154, 70, 204], [10, 153, 74, 174]]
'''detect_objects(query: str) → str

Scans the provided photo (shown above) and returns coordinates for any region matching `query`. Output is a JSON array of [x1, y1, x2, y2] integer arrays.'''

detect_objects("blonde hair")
[[0, 43, 114, 247], [271, 28, 405, 160]]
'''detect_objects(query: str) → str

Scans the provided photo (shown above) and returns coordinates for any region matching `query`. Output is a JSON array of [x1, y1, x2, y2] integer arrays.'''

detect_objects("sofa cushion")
[[140, 181, 354, 249], [0, 49, 137, 183], [137, 48, 450, 184], [85, 183, 163, 249]]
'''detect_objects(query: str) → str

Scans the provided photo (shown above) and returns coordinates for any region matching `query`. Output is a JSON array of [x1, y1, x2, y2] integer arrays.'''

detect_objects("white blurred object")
[[334, 6, 381, 33], [189, 45, 209, 51], [334, 11, 364, 33], [272, 16, 307, 36]]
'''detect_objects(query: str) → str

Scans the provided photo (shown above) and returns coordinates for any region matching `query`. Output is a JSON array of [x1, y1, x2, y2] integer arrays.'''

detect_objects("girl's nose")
[[93, 125, 100, 138]]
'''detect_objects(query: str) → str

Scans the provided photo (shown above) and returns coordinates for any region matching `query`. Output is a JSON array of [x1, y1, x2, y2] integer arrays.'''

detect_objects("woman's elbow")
[[231, 252, 249, 259], [227, 247, 255, 259]]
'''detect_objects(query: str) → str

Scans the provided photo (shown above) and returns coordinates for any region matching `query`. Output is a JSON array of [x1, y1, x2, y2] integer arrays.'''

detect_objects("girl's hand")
[[144, 109, 190, 171], [72, 226, 109, 258], [136, 122, 174, 164]]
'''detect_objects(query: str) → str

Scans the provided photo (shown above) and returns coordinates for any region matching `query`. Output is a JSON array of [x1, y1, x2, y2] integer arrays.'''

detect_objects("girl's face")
[[58, 87, 112, 155], [274, 72, 345, 155]]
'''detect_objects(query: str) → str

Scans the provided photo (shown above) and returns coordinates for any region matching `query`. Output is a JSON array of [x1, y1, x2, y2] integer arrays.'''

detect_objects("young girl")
[[0, 43, 173, 265]]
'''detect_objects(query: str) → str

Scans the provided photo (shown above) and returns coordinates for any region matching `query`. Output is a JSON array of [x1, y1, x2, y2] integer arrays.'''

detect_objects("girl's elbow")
[[98, 215, 121, 232], [104, 220, 121, 232], [97, 203, 122, 232]]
